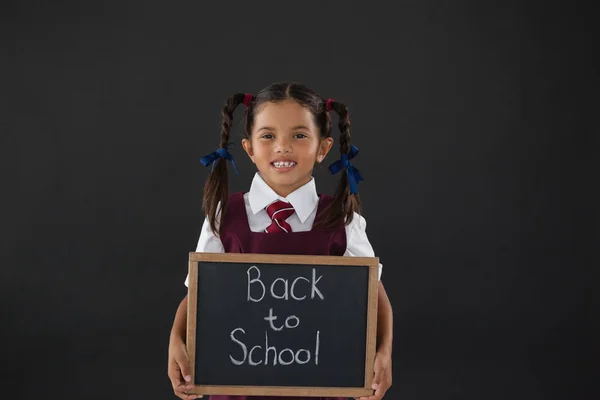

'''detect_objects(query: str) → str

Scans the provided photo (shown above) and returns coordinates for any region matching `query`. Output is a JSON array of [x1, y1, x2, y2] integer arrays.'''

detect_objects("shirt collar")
[[248, 172, 319, 224]]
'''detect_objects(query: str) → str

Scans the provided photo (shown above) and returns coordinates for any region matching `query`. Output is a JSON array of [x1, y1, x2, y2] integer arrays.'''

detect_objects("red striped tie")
[[265, 200, 295, 233]]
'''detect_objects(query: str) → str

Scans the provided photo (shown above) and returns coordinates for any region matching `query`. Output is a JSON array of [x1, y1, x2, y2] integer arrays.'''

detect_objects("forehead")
[[253, 100, 316, 130]]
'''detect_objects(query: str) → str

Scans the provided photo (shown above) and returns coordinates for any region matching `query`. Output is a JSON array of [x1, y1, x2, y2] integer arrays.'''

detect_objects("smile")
[[271, 161, 297, 168]]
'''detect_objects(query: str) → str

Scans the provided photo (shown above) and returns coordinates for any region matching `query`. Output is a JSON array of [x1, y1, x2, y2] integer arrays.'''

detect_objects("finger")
[[169, 366, 186, 390], [176, 353, 192, 383], [176, 393, 200, 399], [169, 355, 192, 388], [358, 385, 388, 400], [169, 372, 182, 390], [371, 361, 384, 390], [171, 376, 182, 388], [368, 381, 389, 400], [175, 383, 197, 392], [170, 368, 194, 392], [174, 390, 203, 399], [358, 395, 378, 400], [358, 392, 377, 400], [373, 384, 386, 400], [170, 376, 195, 395]]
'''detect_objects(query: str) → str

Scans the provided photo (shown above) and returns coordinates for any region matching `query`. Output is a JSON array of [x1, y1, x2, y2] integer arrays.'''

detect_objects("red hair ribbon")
[[326, 98, 334, 111], [243, 94, 253, 106]]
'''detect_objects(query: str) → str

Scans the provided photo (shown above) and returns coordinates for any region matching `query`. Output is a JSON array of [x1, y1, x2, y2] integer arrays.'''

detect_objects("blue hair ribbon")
[[200, 146, 239, 175], [328, 145, 364, 194]]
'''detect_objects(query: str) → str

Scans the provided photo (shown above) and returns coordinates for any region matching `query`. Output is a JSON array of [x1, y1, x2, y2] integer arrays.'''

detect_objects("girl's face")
[[242, 100, 333, 197]]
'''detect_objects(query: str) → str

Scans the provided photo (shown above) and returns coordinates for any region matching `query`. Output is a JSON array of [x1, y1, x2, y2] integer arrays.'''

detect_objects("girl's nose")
[[274, 138, 292, 153]]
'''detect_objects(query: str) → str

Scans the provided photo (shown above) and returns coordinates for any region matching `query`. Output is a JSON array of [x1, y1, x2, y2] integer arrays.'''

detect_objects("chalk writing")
[[232, 265, 325, 367]]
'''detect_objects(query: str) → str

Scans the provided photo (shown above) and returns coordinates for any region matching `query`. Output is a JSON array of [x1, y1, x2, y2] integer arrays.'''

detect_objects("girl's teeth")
[[273, 161, 296, 168]]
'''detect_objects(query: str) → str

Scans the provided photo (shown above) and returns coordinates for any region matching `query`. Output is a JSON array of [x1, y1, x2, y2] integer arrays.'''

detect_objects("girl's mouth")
[[271, 161, 297, 169]]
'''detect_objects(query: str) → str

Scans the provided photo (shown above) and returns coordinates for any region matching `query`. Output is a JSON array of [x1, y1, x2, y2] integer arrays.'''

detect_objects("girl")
[[168, 82, 393, 400]]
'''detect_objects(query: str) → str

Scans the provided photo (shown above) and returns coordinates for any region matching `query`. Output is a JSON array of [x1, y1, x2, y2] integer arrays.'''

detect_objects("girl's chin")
[[261, 173, 311, 192]]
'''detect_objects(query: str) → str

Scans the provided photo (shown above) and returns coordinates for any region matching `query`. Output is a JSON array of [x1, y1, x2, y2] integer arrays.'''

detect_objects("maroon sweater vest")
[[219, 192, 347, 256], [209, 192, 348, 400]]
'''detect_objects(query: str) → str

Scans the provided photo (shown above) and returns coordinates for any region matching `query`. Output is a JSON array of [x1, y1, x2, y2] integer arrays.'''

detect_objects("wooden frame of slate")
[[186, 252, 380, 398]]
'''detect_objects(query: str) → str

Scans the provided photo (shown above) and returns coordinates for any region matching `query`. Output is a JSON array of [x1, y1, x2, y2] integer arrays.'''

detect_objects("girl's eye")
[[294, 133, 307, 138], [261, 134, 274, 139]]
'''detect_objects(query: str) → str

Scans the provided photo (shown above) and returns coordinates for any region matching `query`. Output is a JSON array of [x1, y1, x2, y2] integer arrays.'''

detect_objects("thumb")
[[176, 346, 192, 382], [371, 357, 384, 390]]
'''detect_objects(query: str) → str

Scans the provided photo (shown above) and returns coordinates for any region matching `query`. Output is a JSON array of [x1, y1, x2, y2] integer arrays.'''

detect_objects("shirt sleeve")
[[184, 215, 225, 287], [344, 212, 383, 280]]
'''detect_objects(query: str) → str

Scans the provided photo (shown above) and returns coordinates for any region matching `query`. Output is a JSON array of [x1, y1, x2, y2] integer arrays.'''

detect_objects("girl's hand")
[[168, 337, 202, 399], [357, 350, 392, 400]]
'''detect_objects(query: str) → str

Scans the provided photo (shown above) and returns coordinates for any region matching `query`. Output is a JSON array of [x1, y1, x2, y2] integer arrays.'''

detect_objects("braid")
[[202, 93, 248, 235], [315, 99, 361, 229], [336, 104, 351, 154]]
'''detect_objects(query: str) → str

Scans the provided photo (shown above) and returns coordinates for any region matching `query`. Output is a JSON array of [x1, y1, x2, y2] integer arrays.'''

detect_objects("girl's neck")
[[260, 174, 310, 198]]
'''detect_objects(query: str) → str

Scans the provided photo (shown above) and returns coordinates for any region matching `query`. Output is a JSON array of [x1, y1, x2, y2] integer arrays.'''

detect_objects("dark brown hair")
[[202, 82, 360, 234]]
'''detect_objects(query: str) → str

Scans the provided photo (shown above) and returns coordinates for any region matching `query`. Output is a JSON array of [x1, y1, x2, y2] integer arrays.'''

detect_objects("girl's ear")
[[242, 138, 255, 163], [317, 137, 334, 163]]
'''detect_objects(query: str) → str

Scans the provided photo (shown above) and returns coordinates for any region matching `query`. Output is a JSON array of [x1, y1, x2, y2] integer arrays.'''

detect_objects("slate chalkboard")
[[186, 252, 379, 398]]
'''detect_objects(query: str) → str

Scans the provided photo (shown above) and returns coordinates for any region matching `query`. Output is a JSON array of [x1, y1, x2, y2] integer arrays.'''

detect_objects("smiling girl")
[[168, 82, 393, 400]]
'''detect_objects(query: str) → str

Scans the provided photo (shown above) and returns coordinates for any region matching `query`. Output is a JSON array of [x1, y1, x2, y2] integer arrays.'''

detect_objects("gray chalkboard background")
[[4, 2, 594, 399]]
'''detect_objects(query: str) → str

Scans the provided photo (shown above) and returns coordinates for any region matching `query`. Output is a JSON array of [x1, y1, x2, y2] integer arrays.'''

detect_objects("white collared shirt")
[[184, 173, 383, 286]]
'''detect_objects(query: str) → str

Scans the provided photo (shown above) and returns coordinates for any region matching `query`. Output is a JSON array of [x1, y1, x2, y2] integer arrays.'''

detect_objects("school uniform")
[[184, 172, 383, 400]]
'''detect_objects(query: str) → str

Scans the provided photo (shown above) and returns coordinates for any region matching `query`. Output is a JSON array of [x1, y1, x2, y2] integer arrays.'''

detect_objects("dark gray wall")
[[2, 1, 595, 399]]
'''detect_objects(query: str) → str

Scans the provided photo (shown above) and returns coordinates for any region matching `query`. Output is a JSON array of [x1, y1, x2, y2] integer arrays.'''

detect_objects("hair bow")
[[328, 145, 364, 194], [200, 146, 239, 175]]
